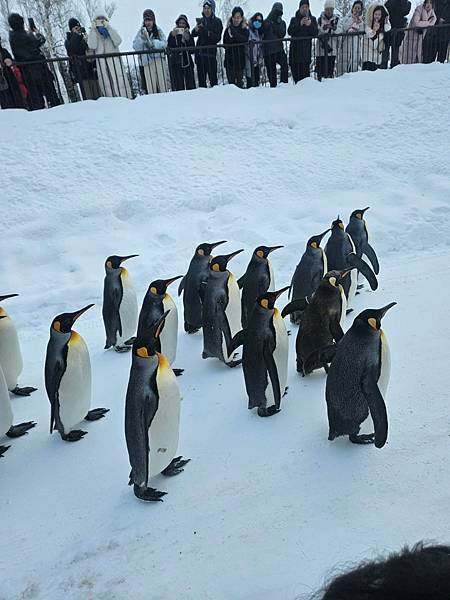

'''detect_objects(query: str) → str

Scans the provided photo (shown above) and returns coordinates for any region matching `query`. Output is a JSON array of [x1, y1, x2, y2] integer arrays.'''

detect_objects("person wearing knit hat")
[[192, 0, 223, 87], [133, 9, 168, 94], [288, 0, 318, 82], [223, 6, 249, 88], [315, 0, 342, 80], [167, 14, 196, 91], [337, 0, 365, 76], [65, 17, 101, 100]]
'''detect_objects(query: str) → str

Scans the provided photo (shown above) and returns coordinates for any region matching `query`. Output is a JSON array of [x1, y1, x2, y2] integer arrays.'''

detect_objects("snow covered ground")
[[1, 64, 450, 600]]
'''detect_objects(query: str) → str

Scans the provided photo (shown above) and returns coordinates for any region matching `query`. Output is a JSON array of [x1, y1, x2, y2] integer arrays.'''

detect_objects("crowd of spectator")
[[0, 0, 449, 110]]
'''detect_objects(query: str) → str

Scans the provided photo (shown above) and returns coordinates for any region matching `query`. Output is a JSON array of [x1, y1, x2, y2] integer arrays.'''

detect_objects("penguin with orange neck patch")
[[102, 254, 139, 352], [45, 304, 109, 442], [125, 311, 190, 502]]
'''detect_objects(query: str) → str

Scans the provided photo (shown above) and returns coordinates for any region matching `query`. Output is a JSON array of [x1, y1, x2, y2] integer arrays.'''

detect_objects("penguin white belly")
[[223, 273, 242, 363], [160, 294, 178, 365], [348, 269, 358, 303], [339, 285, 348, 328], [58, 332, 91, 434], [0, 314, 23, 391], [377, 331, 391, 397], [322, 250, 328, 278], [268, 260, 275, 292], [148, 353, 180, 479], [266, 308, 289, 409], [0, 365, 13, 437], [117, 270, 138, 346]]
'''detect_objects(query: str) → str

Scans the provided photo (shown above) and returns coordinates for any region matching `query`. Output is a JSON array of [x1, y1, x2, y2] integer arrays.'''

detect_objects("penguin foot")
[[257, 406, 280, 418], [346, 309, 354, 315], [357, 284, 364, 290], [85, 408, 110, 421], [11, 386, 38, 397], [226, 354, 242, 368], [185, 324, 200, 334], [0, 445, 11, 457], [173, 368, 184, 377], [6, 421, 36, 438], [114, 345, 131, 353], [133, 484, 167, 502], [124, 337, 136, 346], [61, 429, 88, 442], [287, 330, 292, 336], [349, 433, 375, 445], [161, 456, 191, 477]]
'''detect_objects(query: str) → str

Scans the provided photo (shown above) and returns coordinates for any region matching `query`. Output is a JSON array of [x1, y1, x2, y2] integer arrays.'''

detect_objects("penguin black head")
[[355, 302, 397, 331], [253, 245, 284, 259], [0, 293, 19, 303], [323, 269, 351, 288], [105, 255, 139, 271], [51, 304, 94, 333], [307, 229, 331, 249], [195, 240, 227, 257], [350, 207, 370, 220], [257, 286, 290, 310], [210, 249, 244, 273], [148, 276, 183, 296], [133, 310, 170, 357], [331, 217, 345, 231]]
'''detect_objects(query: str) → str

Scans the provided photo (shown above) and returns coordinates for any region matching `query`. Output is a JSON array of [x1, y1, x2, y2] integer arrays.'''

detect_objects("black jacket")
[[9, 29, 45, 62], [65, 31, 95, 82], [433, 0, 450, 22], [192, 14, 223, 56], [223, 22, 249, 68], [168, 29, 195, 69], [288, 11, 318, 64], [0, 46, 25, 109], [385, 0, 412, 28], [263, 4, 287, 56]]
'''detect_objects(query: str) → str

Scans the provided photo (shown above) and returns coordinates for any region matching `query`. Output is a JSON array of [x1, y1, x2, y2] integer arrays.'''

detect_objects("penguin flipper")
[[199, 280, 207, 302], [177, 276, 185, 297], [47, 357, 67, 434], [364, 244, 380, 275], [103, 285, 123, 346], [330, 316, 345, 342], [263, 345, 281, 410], [347, 253, 378, 291], [228, 329, 245, 356], [237, 275, 246, 290], [361, 374, 388, 449], [281, 297, 310, 318]]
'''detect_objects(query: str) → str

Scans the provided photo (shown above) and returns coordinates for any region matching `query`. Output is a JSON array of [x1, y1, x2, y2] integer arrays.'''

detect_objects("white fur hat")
[[324, 0, 335, 8]]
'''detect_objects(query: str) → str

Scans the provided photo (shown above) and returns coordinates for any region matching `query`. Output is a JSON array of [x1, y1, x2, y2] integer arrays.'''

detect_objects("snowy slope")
[[0, 64, 450, 600]]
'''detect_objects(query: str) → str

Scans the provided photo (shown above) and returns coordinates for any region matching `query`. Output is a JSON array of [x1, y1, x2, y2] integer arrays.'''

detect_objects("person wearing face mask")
[[133, 9, 168, 94], [223, 6, 249, 88], [193, 0, 224, 88], [263, 2, 289, 87], [246, 12, 265, 87], [337, 0, 365, 75], [88, 14, 131, 98], [288, 0, 318, 83], [400, 0, 436, 63], [167, 15, 195, 91], [316, 0, 342, 80], [362, 3, 391, 70]]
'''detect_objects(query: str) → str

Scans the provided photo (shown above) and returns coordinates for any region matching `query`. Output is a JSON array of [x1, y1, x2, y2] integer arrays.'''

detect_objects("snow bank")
[[0, 64, 449, 599]]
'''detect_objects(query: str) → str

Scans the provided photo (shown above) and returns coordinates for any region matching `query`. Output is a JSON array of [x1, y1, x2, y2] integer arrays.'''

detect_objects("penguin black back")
[[346, 207, 380, 275]]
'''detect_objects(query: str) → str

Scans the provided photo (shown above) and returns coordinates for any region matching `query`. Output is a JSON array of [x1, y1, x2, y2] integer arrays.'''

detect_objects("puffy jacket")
[[288, 10, 318, 64], [9, 30, 45, 62], [385, 0, 411, 28], [133, 26, 167, 65], [192, 14, 224, 56], [223, 19, 250, 68], [316, 12, 342, 56], [263, 3, 287, 55], [65, 31, 96, 81]]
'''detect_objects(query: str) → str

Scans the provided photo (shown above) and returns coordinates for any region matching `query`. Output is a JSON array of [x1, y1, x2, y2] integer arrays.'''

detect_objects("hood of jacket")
[[366, 3, 389, 26], [8, 13, 25, 32]]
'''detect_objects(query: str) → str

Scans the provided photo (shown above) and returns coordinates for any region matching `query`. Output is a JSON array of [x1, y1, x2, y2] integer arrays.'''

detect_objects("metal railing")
[[2, 24, 448, 110]]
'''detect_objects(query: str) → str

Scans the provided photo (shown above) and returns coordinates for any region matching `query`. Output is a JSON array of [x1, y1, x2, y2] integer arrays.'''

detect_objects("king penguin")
[[0, 317, 36, 457], [125, 310, 190, 502], [228, 287, 289, 417], [238, 245, 283, 329], [102, 254, 139, 352], [178, 240, 227, 333], [326, 302, 396, 448], [0, 294, 37, 396], [202, 249, 243, 367], [282, 270, 350, 375], [346, 207, 380, 276], [135, 276, 183, 374], [288, 229, 330, 324], [45, 304, 109, 442], [325, 218, 378, 302]]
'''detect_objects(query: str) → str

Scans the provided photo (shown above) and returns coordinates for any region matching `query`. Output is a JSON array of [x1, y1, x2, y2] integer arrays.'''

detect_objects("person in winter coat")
[[223, 6, 250, 88], [88, 14, 131, 98], [316, 0, 342, 80], [246, 13, 265, 87], [362, 4, 391, 69], [167, 15, 195, 91], [65, 18, 100, 100], [263, 2, 289, 87], [337, 0, 365, 75], [288, 0, 318, 83], [193, 0, 223, 88], [423, 0, 450, 63], [400, 0, 436, 62], [0, 35, 27, 109], [133, 9, 168, 94], [385, 0, 411, 65]]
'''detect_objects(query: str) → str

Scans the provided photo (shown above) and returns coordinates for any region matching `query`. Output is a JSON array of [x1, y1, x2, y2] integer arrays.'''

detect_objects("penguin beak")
[[210, 240, 227, 249], [224, 249, 244, 263], [267, 245, 284, 254], [71, 304, 95, 323], [377, 302, 397, 319], [361, 207, 370, 214], [119, 254, 139, 264], [164, 275, 183, 287], [0, 293, 19, 302], [274, 286, 290, 299], [318, 228, 331, 242]]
